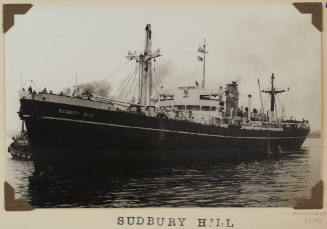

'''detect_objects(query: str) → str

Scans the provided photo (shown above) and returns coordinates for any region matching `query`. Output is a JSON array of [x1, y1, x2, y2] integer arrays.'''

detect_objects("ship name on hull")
[[58, 108, 94, 118]]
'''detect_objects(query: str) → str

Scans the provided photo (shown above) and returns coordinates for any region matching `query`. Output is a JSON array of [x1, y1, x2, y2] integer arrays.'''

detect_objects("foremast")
[[127, 24, 161, 106]]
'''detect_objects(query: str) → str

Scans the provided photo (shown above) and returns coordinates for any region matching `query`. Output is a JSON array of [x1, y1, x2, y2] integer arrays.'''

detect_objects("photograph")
[[4, 3, 322, 208]]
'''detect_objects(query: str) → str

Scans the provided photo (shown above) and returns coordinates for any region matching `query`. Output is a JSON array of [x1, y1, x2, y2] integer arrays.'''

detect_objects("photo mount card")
[[0, 1, 326, 229]]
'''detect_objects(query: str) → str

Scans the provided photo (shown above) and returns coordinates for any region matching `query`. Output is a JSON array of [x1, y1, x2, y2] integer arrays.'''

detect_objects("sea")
[[5, 138, 321, 208]]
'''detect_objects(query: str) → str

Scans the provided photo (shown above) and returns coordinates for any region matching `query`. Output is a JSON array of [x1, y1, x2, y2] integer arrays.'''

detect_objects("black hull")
[[19, 97, 309, 175]]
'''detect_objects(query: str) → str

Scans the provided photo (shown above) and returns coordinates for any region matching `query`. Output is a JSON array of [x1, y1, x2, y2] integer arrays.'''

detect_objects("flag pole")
[[197, 39, 207, 89]]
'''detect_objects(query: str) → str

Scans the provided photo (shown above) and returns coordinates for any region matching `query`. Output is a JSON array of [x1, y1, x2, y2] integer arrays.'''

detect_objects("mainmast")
[[197, 39, 208, 89], [262, 73, 286, 118], [126, 24, 161, 106]]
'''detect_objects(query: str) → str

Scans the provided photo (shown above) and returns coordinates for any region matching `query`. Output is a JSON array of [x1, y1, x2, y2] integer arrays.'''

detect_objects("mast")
[[143, 24, 152, 106], [203, 45, 206, 89], [127, 24, 161, 106], [197, 39, 208, 89], [270, 74, 275, 111], [262, 73, 286, 118]]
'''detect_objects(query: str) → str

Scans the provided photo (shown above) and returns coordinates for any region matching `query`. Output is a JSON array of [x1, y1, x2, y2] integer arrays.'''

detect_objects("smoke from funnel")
[[79, 81, 111, 97], [63, 87, 71, 95], [63, 81, 111, 97]]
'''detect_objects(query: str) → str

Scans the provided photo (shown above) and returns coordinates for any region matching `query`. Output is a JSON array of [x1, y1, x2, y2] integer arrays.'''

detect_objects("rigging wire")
[[24, 80, 41, 91], [113, 63, 138, 98], [105, 61, 136, 91], [118, 65, 139, 100], [93, 60, 132, 91], [284, 87, 290, 114], [130, 72, 139, 103], [276, 94, 289, 120], [123, 67, 139, 102]]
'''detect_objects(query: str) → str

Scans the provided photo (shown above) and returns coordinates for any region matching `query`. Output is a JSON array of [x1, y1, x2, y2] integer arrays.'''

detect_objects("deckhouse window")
[[200, 95, 211, 100], [201, 106, 210, 111], [174, 105, 185, 111], [186, 105, 200, 111], [210, 107, 216, 111], [159, 94, 174, 101], [200, 94, 219, 100]]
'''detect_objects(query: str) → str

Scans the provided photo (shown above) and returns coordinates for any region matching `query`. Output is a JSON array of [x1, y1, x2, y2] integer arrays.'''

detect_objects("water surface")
[[6, 138, 320, 208]]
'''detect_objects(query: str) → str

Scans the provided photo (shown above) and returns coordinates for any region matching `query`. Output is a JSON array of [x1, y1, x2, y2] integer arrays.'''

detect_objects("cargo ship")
[[18, 24, 310, 175]]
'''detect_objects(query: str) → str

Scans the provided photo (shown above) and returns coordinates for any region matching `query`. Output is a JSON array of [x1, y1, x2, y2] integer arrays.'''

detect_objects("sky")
[[5, 4, 321, 134]]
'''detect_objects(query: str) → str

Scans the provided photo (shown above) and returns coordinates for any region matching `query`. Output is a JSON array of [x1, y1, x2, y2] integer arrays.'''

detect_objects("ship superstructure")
[[18, 24, 310, 175]]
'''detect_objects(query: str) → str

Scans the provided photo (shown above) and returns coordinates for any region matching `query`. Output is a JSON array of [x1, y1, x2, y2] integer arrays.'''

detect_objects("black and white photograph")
[[4, 3, 322, 209]]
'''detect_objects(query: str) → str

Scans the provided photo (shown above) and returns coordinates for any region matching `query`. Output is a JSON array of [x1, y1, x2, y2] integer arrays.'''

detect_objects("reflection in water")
[[6, 138, 320, 208]]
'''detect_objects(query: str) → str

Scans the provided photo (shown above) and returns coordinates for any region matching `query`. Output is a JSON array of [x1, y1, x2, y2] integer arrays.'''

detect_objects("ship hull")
[[19, 95, 309, 175]]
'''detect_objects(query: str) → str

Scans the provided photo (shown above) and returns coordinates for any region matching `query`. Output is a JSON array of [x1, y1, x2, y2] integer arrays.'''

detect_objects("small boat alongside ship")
[[8, 121, 32, 160], [18, 24, 310, 175]]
